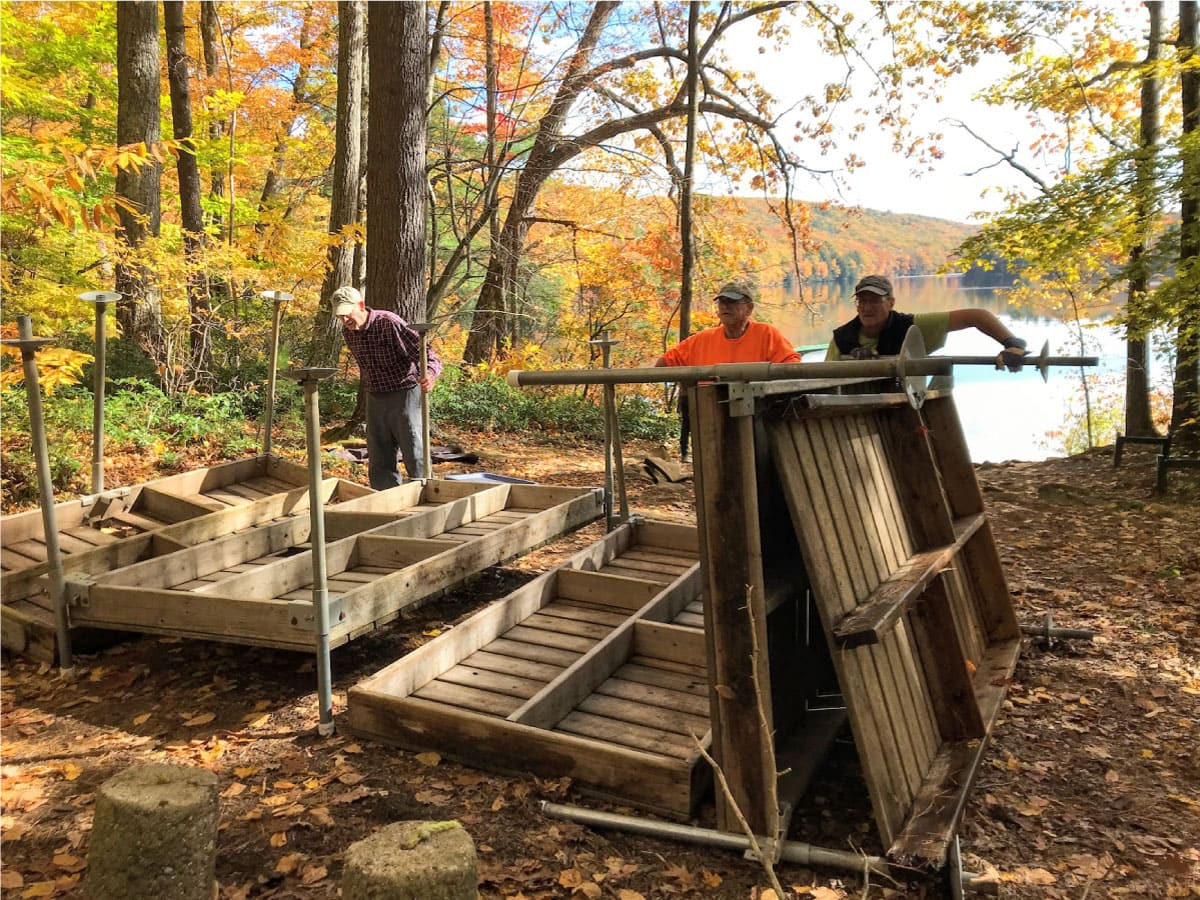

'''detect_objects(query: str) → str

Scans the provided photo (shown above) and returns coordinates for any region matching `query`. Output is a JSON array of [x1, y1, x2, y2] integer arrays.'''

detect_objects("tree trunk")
[[309, 0, 365, 368], [164, 0, 213, 384], [365, 2, 427, 321], [114, 0, 164, 361], [255, 3, 314, 247], [1125, 1, 1163, 437], [463, 2, 617, 363], [1171, 0, 1200, 451], [353, 31, 369, 291], [677, 2, 701, 460], [200, 1, 226, 241]]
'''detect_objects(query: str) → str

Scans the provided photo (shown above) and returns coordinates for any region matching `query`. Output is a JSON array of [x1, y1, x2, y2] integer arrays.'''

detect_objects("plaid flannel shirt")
[[343, 309, 441, 393]]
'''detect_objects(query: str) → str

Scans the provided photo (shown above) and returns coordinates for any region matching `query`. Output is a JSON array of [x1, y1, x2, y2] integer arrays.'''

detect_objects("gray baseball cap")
[[714, 280, 758, 303], [854, 275, 893, 297]]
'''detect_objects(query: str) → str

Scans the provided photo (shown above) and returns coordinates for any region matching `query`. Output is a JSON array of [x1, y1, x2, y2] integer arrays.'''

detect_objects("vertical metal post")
[[260, 291, 292, 457], [80, 292, 120, 495], [286, 366, 337, 735], [412, 322, 434, 479], [589, 332, 624, 529], [3, 317, 73, 673]]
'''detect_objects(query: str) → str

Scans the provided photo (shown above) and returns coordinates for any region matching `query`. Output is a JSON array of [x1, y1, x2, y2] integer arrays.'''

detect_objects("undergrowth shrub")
[[1, 379, 263, 503], [431, 367, 676, 444]]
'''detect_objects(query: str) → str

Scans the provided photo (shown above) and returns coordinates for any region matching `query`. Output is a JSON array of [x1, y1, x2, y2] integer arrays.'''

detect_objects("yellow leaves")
[[234, 766, 260, 779], [59, 763, 81, 782], [182, 711, 215, 727], [132, 713, 151, 725], [1015, 795, 1050, 817], [0, 345, 93, 397], [414, 751, 441, 767], [275, 853, 304, 875], [787, 887, 843, 900], [0, 871, 23, 890], [1000, 866, 1058, 885]]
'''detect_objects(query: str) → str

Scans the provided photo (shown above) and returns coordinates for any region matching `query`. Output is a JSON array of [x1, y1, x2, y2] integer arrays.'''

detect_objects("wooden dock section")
[[696, 381, 1022, 873], [347, 520, 713, 816], [2, 456, 357, 660], [1, 460, 601, 660], [63, 479, 602, 651]]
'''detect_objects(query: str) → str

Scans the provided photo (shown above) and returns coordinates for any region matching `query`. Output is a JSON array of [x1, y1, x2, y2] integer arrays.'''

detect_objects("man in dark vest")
[[827, 274, 1028, 370]]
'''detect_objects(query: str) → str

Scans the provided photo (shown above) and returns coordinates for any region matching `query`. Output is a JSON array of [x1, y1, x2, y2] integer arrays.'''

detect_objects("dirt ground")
[[2, 430, 1198, 899]]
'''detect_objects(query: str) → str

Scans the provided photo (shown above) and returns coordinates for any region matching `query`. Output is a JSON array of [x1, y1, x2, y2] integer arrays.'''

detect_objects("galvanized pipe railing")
[[285, 366, 337, 736], [3, 317, 73, 673], [508, 350, 1099, 389]]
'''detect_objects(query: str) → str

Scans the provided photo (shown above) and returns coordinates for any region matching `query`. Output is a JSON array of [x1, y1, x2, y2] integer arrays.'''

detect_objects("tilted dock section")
[[348, 380, 1020, 876]]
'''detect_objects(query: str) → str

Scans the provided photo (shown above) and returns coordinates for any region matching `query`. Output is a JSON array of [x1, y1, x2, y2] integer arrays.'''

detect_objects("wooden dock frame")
[[1, 459, 602, 661], [347, 518, 713, 817], [342, 376, 1016, 871], [691, 378, 1020, 872], [60, 479, 603, 652]]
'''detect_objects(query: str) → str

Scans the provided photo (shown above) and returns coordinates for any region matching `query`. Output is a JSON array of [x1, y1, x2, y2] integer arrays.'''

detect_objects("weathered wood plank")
[[613, 662, 708, 697], [691, 383, 776, 836], [632, 621, 706, 667], [134, 487, 225, 524], [888, 638, 1020, 869], [437, 665, 546, 699], [577, 693, 710, 740], [329, 489, 603, 639], [487, 638, 581, 668], [71, 584, 306, 646], [555, 568, 662, 611], [411, 679, 522, 717], [461, 649, 564, 683], [555, 711, 693, 759], [61, 525, 118, 546], [633, 520, 700, 554], [765, 416, 907, 845], [346, 693, 697, 817], [595, 677, 710, 718], [92, 516, 313, 590], [536, 601, 630, 628]]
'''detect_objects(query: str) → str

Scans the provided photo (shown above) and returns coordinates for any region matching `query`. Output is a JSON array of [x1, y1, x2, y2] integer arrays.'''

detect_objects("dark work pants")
[[365, 387, 424, 489]]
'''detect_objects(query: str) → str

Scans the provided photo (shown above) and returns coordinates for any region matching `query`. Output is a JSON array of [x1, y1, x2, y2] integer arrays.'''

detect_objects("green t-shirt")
[[825, 311, 951, 360]]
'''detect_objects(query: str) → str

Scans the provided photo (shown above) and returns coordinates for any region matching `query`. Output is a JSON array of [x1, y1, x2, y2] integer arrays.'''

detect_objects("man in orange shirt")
[[654, 280, 801, 368], [654, 280, 800, 459]]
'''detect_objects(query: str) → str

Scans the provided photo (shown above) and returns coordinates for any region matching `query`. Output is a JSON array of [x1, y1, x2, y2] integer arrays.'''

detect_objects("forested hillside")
[[719, 197, 976, 283]]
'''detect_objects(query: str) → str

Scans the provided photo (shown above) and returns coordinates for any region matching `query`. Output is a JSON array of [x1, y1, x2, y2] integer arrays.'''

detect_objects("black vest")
[[832, 311, 915, 357]]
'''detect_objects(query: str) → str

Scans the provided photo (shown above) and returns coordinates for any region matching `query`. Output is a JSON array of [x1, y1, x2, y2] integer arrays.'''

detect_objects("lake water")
[[753, 277, 1133, 463]]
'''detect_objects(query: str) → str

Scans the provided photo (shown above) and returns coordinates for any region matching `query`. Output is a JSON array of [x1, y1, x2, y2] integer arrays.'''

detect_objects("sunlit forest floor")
[[1, 431, 1198, 899]]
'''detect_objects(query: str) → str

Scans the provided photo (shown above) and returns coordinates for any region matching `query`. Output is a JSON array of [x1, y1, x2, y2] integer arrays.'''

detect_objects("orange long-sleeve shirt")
[[660, 321, 801, 367]]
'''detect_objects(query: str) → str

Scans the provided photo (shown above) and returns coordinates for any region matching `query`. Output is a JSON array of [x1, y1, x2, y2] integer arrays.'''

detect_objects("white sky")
[[707, 6, 1141, 224]]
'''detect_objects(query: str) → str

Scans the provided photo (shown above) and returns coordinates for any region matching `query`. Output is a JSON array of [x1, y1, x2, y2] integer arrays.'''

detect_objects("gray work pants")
[[365, 387, 425, 489]]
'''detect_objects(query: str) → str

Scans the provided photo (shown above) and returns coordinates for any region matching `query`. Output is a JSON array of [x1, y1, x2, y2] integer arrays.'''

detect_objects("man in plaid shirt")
[[333, 286, 441, 489]]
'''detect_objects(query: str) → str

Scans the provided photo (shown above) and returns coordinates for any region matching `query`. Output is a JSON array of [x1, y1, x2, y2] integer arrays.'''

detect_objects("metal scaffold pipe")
[[539, 802, 998, 895], [3, 317, 74, 673], [286, 366, 337, 736], [80, 291, 121, 494], [507, 348, 1098, 389]]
